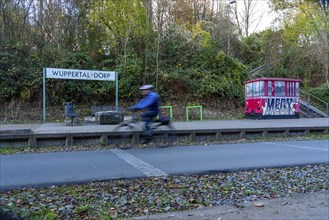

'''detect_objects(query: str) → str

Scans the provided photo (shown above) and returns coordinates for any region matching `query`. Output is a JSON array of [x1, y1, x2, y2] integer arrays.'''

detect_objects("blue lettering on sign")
[[82, 72, 88, 78], [263, 98, 298, 115], [52, 70, 84, 78], [94, 72, 111, 78], [48, 69, 114, 80]]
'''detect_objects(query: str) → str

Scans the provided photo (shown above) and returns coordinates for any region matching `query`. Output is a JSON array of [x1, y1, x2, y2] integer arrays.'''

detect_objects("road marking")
[[110, 149, 168, 177], [263, 142, 328, 151]]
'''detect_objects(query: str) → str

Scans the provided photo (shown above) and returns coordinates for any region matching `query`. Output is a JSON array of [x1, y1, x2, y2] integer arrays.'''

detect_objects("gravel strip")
[[1, 164, 328, 219]]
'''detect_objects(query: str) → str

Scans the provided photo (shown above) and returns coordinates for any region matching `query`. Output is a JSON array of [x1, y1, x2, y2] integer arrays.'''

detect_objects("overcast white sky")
[[254, 0, 276, 32]]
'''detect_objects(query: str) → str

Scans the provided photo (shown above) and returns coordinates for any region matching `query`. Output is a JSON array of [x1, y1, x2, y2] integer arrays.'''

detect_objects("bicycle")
[[113, 111, 175, 145]]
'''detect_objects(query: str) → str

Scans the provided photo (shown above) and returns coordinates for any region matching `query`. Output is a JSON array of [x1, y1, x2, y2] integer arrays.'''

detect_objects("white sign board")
[[46, 68, 116, 81], [43, 68, 119, 123]]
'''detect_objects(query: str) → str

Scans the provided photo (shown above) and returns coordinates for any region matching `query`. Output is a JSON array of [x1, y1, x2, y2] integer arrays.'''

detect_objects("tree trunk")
[[38, 0, 44, 50], [156, 32, 160, 89], [1, 1, 5, 51], [325, 58, 329, 88], [144, 0, 152, 83], [123, 23, 132, 78], [124, 38, 128, 78]]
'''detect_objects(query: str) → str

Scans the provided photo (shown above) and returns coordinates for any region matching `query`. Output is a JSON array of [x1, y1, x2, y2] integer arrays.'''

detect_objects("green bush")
[[306, 85, 329, 103]]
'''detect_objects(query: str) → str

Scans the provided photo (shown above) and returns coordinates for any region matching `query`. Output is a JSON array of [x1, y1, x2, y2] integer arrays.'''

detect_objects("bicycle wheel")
[[151, 120, 176, 147], [113, 121, 140, 145]]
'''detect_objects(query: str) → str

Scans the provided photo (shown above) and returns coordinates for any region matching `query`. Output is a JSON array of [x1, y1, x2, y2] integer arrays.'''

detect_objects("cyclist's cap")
[[139, 85, 154, 90]]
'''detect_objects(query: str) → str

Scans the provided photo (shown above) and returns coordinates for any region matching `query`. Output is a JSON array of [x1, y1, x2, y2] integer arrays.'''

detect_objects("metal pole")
[[227, 0, 236, 56], [43, 68, 46, 123], [227, 5, 230, 56], [115, 72, 119, 112], [307, 94, 310, 115]]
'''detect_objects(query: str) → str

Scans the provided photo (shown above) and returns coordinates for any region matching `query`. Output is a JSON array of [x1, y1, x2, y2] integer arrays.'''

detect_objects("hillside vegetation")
[[1, 0, 328, 122]]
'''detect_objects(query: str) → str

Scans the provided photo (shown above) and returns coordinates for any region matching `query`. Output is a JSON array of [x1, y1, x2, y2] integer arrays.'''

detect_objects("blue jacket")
[[132, 91, 160, 114]]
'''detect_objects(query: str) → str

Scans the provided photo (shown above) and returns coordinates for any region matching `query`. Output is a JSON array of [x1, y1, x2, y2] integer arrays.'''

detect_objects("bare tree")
[[153, 0, 171, 88], [190, 0, 211, 22], [0, 0, 37, 49], [38, 0, 44, 49], [144, 0, 152, 82], [231, 0, 266, 37], [0, 0, 6, 50], [308, 6, 329, 87]]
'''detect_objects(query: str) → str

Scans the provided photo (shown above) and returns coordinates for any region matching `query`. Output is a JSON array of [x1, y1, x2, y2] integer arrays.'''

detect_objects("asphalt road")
[[1, 140, 328, 191]]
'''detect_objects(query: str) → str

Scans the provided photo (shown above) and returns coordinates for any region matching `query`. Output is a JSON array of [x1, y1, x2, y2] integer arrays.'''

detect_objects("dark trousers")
[[142, 110, 158, 137]]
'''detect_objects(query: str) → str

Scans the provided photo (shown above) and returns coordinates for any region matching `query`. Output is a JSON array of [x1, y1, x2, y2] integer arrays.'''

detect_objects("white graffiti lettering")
[[263, 98, 298, 115]]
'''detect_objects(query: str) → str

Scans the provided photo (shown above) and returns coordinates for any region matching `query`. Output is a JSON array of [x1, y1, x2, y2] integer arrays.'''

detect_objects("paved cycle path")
[[1, 139, 328, 191]]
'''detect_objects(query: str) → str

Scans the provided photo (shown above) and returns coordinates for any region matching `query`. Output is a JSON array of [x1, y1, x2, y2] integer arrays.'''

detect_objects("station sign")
[[46, 68, 116, 81], [42, 67, 119, 123]]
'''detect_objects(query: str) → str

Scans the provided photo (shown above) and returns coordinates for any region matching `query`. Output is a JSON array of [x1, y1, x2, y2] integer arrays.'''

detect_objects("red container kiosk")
[[244, 78, 301, 119]]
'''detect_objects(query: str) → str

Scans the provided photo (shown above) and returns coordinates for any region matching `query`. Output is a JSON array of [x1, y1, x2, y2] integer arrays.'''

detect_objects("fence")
[[300, 90, 329, 116]]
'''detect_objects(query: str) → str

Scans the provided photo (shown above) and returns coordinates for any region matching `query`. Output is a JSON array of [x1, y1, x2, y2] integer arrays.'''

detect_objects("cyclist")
[[130, 85, 160, 143]]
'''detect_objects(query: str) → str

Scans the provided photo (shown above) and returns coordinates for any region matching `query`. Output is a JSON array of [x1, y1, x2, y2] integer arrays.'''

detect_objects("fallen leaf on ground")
[[254, 202, 264, 207]]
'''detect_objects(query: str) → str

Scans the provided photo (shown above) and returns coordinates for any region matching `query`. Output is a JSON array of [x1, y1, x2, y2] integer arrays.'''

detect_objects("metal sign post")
[[43, 68, 118, 123], [115, 71, 119, 112], [43, 68, 46, 123]]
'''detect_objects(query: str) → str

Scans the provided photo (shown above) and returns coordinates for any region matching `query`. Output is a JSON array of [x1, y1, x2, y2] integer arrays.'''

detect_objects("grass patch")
[[0, 147, 29, 155]]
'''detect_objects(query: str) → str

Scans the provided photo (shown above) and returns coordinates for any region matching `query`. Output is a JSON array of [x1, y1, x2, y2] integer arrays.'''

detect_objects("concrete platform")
[[0, 118, 328, 147]]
